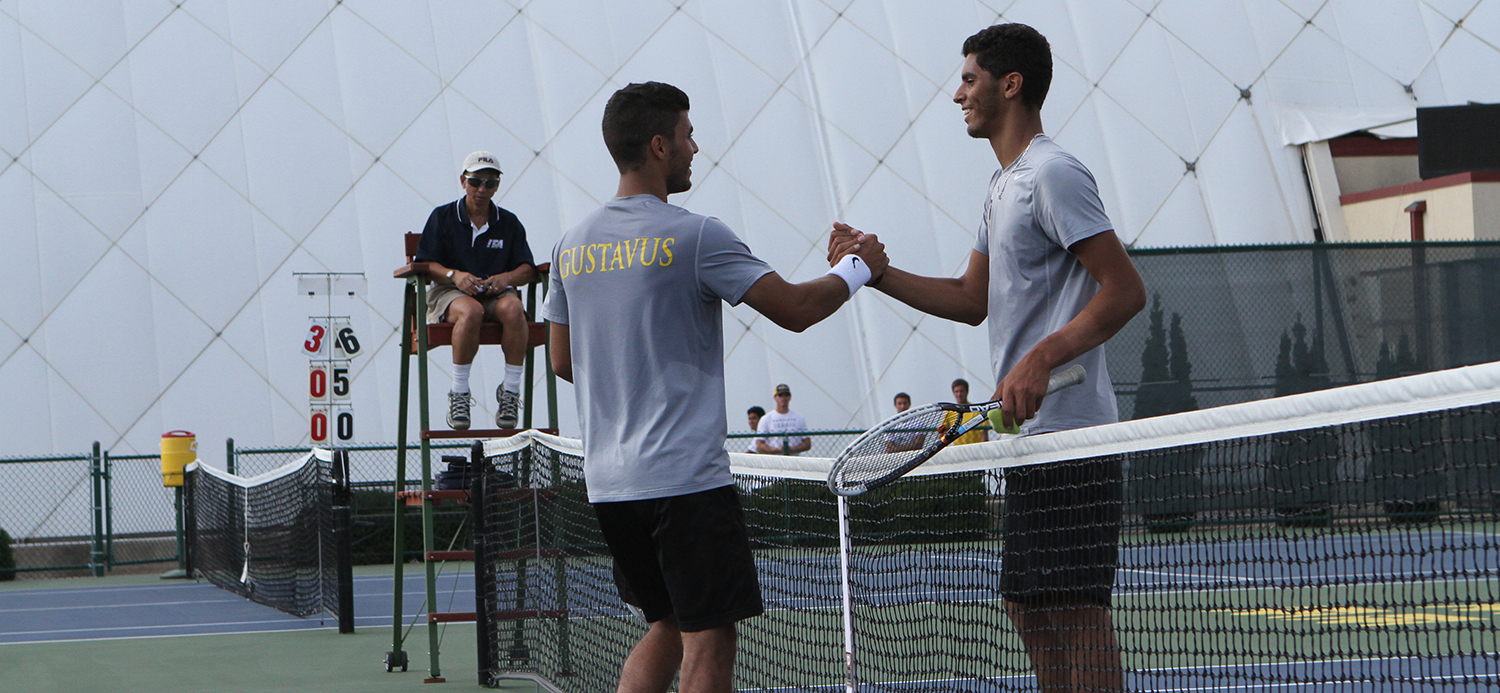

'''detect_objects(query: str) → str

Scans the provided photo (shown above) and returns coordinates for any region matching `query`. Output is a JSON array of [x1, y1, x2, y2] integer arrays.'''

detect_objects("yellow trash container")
[[161, 431, 196, 487]]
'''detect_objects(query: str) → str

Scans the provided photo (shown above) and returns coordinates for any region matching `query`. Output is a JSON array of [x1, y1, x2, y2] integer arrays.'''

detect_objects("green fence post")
[[90, 442, 104, 577], [226, 437, 236, 475]]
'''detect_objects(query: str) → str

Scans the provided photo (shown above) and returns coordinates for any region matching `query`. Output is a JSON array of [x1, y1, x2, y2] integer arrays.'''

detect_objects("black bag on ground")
[[435, 455, 472, 491]]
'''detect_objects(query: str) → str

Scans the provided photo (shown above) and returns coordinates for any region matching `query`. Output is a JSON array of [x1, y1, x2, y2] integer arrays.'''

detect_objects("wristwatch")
[[445, 269, 456, 282]]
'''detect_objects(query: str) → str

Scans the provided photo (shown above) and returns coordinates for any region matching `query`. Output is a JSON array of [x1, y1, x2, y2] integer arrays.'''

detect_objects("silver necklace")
[[994, 134, 1043, 204]]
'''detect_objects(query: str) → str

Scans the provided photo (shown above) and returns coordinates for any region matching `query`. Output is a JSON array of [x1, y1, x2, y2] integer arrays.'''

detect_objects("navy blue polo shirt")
[[415, 199, 535, 278]]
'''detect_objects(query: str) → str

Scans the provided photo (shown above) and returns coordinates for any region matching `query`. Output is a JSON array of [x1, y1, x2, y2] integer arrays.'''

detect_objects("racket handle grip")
[[1046, 365, 1086, 394]]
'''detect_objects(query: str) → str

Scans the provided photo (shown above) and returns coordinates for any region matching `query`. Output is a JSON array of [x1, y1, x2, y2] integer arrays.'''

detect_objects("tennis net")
[[474, 363, 1500, 691], [184, 449, 353, 623]]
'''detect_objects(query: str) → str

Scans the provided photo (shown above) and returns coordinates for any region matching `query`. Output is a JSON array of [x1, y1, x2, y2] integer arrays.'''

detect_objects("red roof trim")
[[1339, 171, 1500, 205], [1328, 136, 1419, 157]]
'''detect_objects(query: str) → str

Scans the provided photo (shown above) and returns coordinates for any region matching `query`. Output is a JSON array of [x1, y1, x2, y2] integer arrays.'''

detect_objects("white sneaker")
[[447, 392, 473, 430], [496, 388, 520, 429]]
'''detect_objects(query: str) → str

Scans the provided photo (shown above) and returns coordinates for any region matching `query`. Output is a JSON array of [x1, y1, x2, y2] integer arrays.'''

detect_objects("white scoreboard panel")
[[305, 318, 360, 443]]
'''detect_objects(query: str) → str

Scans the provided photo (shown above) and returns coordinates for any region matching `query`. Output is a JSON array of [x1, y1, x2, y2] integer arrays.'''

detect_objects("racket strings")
[[835, 407, 954, 486]]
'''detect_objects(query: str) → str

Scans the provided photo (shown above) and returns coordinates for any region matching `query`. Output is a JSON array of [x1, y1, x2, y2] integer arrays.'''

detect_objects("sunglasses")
[[465, 176, 501, 189]]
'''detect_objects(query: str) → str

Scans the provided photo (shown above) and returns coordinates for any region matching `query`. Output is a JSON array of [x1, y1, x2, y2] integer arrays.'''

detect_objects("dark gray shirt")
[[542, 195, 773, 502]]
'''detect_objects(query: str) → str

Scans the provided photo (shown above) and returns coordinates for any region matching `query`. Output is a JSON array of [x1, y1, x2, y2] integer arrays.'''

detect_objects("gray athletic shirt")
[[541, 195, 773, 502], [974, 135, 1119, 433]]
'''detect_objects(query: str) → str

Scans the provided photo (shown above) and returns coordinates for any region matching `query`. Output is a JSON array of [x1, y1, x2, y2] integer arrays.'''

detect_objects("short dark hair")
[[961, 23, 1052, 109], [602, 82, 690, 173], [951, 379, 969, 390], [747, 406, 766, 417], [893, 392, 910, 403]]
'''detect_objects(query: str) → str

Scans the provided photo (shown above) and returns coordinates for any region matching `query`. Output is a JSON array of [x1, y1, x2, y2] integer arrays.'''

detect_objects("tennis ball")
[[987, 409, 1020, 435]]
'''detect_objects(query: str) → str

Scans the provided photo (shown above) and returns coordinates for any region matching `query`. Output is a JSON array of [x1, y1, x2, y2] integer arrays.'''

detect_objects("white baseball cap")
[[461, 151, 502, 174]]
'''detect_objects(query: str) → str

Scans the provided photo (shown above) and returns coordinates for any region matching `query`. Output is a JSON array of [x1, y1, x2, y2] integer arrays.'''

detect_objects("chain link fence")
[[1112, 241, 1500, 420], [6, 242, 1496, 579]]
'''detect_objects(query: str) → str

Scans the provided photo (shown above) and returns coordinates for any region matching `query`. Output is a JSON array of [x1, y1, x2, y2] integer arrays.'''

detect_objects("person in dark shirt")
[[414, 151, 536, 430]]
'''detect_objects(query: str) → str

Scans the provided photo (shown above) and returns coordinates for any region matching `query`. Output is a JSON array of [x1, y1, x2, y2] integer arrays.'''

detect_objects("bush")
[[0, 528, 14, 581]]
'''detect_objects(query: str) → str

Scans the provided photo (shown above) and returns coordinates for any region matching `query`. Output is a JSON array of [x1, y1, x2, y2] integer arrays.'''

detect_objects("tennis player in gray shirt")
[[831, 24, 1146, 693], [543, 81, 886, 693]]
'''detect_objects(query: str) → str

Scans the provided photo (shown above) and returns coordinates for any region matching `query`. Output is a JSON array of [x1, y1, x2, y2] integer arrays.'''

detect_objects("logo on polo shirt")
[[487, 239, 504, 249]]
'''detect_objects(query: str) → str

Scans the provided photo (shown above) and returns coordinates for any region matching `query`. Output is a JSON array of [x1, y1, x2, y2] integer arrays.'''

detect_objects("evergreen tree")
[[1375, 340, 1396, 381], [1274, 330, 1296, 397], [1269, 314, 1336, 526], [1135, 295, 1173, 419], [1168, 312, 1198, 413], [1131, 296, 1201, 532]]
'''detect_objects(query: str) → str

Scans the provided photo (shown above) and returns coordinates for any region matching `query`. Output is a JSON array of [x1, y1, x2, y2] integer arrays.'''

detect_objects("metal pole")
[[836, 495, 857, 692], [226, 437, 236, 475], [388, 281, 415, 674], [90, 442, 104, 577], [414, 277, 444, 682], [523, 283, 536, 430], [335, 450, 355, 635], [175, 486, 185, 571]]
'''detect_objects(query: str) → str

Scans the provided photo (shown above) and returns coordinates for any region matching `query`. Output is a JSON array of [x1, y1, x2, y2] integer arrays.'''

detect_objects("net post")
[[836, 495, 857, 692], [333, 449, 355, 634], [90, 442, 104, 577], [181, 466, 194, 577], [471, 441, 494, 686]]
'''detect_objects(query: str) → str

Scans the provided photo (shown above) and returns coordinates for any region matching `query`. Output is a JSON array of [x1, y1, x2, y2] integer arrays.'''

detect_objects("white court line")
[[736, 660, 1500, 693], [0, 612, 399, 641], [4, 617, 323, 637], [0, 582, 226, 596], [0, 598, 247, 613]]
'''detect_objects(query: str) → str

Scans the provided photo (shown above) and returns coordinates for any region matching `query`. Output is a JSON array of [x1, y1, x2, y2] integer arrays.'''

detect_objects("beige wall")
[[1341, 182, 1500, 241], [1333, 154, 1422, 195]]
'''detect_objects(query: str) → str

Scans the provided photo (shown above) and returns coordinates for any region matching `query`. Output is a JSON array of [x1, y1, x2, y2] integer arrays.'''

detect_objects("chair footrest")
[[422, 428, 558, 440], [425, 550, 474, 562], [396, 490, 469, 507]]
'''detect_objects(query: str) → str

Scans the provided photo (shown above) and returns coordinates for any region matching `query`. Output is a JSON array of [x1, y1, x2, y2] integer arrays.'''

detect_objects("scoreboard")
[[296, 272, 366, 444]]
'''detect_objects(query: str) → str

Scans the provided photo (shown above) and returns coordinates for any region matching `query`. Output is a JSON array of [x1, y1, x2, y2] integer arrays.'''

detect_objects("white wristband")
[[826, 254, 872, 299]]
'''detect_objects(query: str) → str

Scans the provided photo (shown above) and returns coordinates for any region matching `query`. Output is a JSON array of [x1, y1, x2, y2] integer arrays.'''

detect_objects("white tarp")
[[3, 0, 1500, 458]]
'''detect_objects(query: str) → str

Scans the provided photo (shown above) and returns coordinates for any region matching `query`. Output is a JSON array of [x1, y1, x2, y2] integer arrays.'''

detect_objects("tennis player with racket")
[[829, 24, 1146, 693]]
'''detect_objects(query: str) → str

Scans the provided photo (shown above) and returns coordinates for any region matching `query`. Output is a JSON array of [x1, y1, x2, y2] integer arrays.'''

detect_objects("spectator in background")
[[755, 384, 811, 455], [942, 378, 990, 446], [746, 406, 766, 453], [884, 392, 926, 453]]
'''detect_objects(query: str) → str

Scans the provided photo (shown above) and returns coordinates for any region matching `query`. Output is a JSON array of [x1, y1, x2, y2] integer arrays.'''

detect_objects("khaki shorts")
[[426, 283, 521, 324]]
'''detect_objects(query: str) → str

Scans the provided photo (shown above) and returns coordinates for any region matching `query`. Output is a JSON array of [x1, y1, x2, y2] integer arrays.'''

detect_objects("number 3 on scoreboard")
[[303, 320, 330, 357]]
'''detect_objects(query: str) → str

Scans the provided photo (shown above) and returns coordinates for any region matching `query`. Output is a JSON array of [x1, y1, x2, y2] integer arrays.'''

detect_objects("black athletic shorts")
[[592, 484, 764, 632], [1000, 457, 1122, 606]]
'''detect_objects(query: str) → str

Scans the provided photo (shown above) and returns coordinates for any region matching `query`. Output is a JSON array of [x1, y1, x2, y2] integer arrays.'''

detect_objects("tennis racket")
[[827, 365, 1086, 496]]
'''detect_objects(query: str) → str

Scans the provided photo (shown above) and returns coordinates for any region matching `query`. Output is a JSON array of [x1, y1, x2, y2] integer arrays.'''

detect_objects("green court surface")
[[0, 569, 538, 693]]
